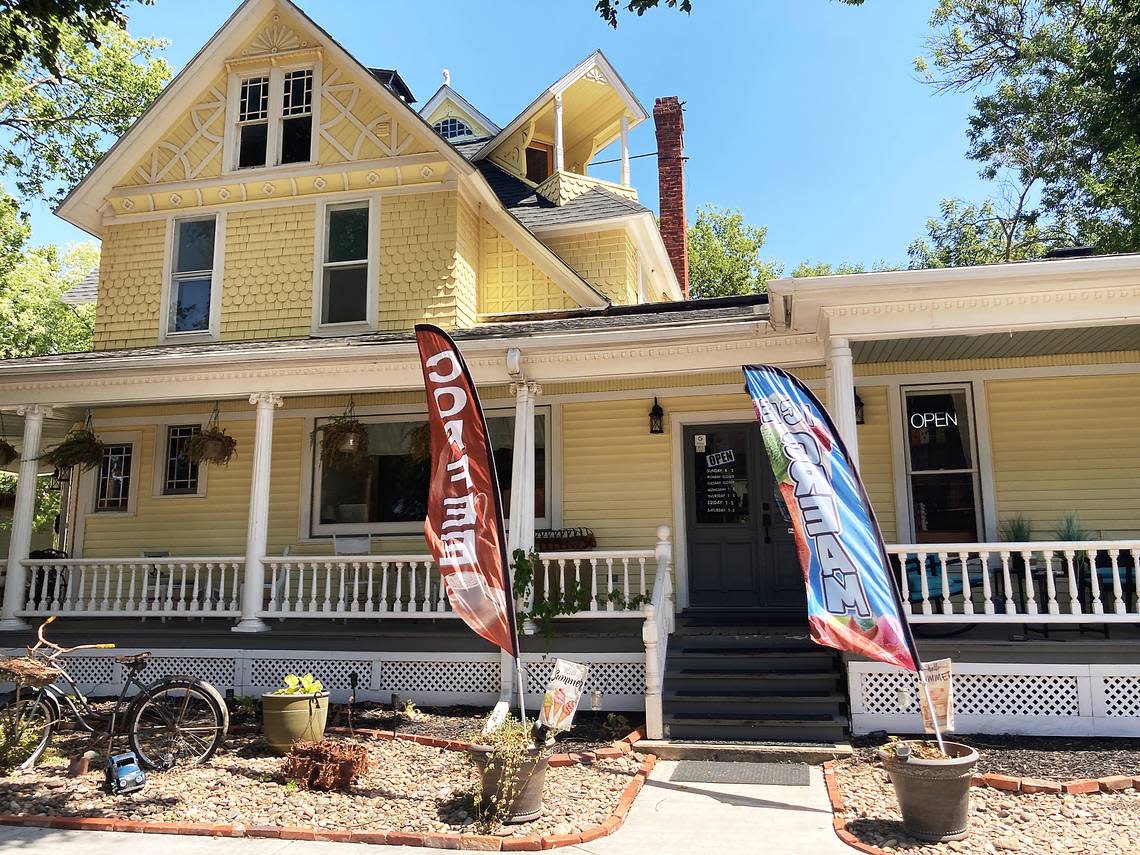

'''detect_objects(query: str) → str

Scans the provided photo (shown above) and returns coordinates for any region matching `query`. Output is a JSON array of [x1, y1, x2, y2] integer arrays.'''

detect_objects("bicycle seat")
[[115, 652, 151, 671]]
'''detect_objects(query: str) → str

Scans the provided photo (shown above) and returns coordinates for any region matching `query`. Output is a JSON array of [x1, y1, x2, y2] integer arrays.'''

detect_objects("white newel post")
[[0, 405, 49, 630], [655, 524, 674, 634], [553, 93, 565, 174], [620, 115, 630, 186], [643, 524, 673, 740], [827, 336, 860, 468], [233, 392, 282, 633]]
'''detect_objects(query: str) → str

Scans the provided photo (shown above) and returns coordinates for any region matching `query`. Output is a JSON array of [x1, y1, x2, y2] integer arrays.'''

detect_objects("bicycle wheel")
[[0, 693, 57, 768], [126, 679, 226, 770]]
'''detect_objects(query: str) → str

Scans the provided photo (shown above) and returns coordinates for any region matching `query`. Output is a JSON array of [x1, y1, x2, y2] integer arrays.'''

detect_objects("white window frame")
[[77, 431, 142, 518], [308, 407, 552, 537], [151, 423, 208, 499], [899, 382, 985, 544], [160, 213, 225, 344], [224, 61, 321, 173], [433, 116, 474, 140], [311, 195, 379, 335]]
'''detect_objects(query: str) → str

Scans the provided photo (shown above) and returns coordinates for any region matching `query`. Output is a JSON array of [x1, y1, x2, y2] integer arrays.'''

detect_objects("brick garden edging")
[[821, 760, 1140, 855], [0, 727, 654, 850]]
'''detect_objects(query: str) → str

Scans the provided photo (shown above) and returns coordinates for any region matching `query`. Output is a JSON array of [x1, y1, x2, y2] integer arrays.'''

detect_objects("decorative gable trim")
[[419, 84, 501, 137]]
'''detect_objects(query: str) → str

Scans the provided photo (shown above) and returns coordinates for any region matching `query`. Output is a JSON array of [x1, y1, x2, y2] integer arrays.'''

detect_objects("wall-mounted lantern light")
[[649, 398, 664, 434], [854, 391, 866, 425]]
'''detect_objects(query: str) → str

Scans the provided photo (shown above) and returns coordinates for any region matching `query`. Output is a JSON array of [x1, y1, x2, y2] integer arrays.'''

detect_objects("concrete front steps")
[[660, 614, 850, 744]]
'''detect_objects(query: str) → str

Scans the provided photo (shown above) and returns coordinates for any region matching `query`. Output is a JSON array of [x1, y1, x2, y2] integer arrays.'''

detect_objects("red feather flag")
[[415, 324, 518, 657]]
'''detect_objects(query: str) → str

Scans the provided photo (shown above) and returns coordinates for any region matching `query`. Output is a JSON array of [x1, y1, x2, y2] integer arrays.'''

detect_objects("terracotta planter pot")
[[879, 740, 978, 842], [261, 692, 329, 756], [468, 744, 549, 823]]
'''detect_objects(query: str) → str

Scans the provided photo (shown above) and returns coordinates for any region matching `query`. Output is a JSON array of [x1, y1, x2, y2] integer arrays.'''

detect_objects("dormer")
[[474, 51, 646, 205], [420, 72, 500, 142]]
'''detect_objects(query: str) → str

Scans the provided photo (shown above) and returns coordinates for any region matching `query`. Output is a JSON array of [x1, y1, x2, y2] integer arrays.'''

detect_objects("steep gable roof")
[[476, 161, 649, 230], [420, 84, 501, 137]]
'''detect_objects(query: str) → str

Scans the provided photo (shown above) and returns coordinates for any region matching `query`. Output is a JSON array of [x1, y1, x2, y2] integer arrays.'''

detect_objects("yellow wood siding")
[[987, 372, 1140, 539], [478, 219, 576, 314], [94, 220, 166, 350], [545, 230, 638, 305], [854, 385, 896, 542], [221, 204, 314, 340], [81, 417, 303, 557], [454, 196, 479, 327]]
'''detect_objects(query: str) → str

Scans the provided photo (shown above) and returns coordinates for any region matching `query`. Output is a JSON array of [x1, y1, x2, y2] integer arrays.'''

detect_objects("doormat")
[[670, 760, 810, 786]]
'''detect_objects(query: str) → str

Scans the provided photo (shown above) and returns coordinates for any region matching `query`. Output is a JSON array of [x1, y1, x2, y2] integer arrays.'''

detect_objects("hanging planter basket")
[[312, 401, 368, 472], [0, 439, 17, 468], [187, 405, 238, 466], [40, 428, 104, 472]]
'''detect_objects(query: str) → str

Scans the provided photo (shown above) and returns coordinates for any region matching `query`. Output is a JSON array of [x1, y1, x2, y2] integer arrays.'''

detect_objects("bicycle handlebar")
[[29, 616, 116, 658]]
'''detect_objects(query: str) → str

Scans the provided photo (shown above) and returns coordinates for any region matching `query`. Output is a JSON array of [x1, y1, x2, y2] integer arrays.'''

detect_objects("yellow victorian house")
[[1, 0, 1138, 748]]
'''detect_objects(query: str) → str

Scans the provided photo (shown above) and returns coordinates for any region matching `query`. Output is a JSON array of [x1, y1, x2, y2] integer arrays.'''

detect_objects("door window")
[[692, 429, 750, 525], [903, 386, 981, 542]]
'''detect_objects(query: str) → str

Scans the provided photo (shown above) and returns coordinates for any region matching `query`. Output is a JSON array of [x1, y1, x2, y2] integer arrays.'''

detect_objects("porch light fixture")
[[854, 392, 865, 425], [648, 398, 664, 434]]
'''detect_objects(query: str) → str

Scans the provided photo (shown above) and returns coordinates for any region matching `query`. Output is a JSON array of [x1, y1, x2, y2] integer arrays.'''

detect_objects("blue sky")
[[27, 0, 990, 271]]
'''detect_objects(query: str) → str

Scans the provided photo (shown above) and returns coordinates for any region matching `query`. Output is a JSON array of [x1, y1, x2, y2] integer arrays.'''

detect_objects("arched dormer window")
[[433, 116, 473, 140]]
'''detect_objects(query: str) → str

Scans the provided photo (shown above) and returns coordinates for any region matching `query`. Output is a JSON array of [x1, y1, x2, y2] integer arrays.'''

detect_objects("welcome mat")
[[670, 760, 810, 786]]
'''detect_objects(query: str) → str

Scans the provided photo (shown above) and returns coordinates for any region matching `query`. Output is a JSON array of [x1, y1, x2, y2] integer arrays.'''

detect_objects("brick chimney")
[[653, 96, 689, 298]]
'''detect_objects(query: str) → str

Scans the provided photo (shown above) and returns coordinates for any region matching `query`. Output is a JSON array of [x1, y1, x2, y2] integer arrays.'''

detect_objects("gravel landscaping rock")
[[2, 735, 643, 839], [834, 756, 1140, 855], [853, 735, 1140, 781]]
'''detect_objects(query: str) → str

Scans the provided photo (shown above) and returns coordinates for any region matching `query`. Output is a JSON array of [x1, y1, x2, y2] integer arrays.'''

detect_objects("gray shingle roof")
[[0, 299, 769, 369], [476, 162, 650, 230], [61, 269, 99, 305]]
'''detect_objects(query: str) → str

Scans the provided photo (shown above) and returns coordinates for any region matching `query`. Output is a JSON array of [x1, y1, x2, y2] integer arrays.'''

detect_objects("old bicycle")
[[0, 616, 229, 770]]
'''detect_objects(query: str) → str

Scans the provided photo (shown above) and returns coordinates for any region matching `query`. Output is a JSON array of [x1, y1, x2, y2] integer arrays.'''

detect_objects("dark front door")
[[684, 423, 805, 612]]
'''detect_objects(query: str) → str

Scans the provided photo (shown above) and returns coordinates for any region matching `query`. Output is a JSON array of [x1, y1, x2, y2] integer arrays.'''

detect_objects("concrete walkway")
[[0, 762, 851, 855]]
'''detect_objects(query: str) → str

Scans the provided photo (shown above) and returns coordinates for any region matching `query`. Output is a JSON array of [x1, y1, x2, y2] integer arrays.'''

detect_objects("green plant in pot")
[[468, 714, 552, 828], [877, 737, 979, 842], [187, 404, 237, 466], [40, 427, 104, 472], [312, 400, 368, 472], [262, 673, 329, 756]]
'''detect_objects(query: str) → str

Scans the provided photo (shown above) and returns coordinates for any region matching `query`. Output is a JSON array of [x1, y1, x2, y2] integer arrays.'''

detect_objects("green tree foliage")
[[0, 21, 169, 202], [791, 261, 868, 277], [917, 0, 1140, 252], [907, 196, 1070, 268], [687, 204, 783, 298], [594, 0, 863, 27], [0, 0, 152, 74]]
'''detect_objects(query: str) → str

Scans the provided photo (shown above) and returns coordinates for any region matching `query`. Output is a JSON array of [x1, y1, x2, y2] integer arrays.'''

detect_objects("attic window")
[[433, 117, 473, 140], [280, 69, 313, 164], [238, 76, 270, 168]]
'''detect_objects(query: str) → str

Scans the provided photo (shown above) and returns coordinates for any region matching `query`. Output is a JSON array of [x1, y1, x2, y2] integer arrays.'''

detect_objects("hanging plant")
[[311, 400, 368, 471], [41, 425, 104, 472], [0, 440, 16, 468], [187, 404, 238, 466]]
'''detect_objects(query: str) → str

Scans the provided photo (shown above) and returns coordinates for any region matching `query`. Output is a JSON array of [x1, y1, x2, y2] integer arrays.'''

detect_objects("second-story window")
[[281, 69, 314, 164], [167, 215, 219, 338], [319, 202, 371, 327]]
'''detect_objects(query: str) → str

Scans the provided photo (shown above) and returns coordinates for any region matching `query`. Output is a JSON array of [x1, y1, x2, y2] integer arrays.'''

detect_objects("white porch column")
[[233, 392, 282, 633], [553, 93, 565, 174], [827, 336, 860, 468], [0, 405, 50, 630], [620, 114, 630, 186]]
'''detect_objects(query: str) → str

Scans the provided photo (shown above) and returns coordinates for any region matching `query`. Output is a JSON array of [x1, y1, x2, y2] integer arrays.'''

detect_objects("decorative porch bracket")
[[0, 404, 51, 630], [234, 392, 283, 633]]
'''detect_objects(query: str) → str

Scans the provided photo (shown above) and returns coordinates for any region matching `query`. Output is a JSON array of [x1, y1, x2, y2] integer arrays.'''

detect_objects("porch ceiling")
[[0, 410, 84, 474], [853, 323, 1140, 364]]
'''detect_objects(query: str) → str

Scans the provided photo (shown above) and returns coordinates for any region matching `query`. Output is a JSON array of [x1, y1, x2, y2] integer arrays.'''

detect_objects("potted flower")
[[878, 738, 979, 842], [469, 714, 551, 827], [187, 405, 237, 466], [312, 400, 368, 472], [262, 673, 329, 756], [41, 428, 104, 472]]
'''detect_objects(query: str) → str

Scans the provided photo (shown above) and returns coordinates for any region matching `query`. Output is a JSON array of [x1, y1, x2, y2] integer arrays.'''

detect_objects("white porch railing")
[[886, 541, 1140, 622], [19, 558, 244, 617], [642, 525, 675, 740]]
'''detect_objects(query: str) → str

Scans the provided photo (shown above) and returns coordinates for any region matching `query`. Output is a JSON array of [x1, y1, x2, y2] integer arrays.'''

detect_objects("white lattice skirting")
[[1, 648, 647, 712], [849, 661, 1140, 737]]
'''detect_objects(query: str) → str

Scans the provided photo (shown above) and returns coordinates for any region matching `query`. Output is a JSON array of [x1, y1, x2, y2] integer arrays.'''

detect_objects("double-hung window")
[[163, 425, 201, 495], [316, 200, 375, 330], [166, 216, 220, 338], [233, 66, 315, 169], [95, 444, 133, 513]]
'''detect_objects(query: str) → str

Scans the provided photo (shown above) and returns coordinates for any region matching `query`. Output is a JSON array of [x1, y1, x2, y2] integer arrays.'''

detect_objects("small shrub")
[[271, 673, 324, 696]]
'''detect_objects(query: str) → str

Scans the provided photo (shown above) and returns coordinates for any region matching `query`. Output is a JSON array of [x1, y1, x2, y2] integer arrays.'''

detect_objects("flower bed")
[[825, 756, 1140, 855], [0, 726, 653, 850]]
